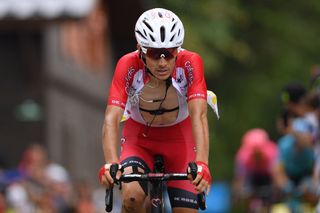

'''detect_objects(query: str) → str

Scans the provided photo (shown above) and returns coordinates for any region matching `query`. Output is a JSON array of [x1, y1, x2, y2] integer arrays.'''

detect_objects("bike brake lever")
[[188, 162, 197, 179], [105, 164, 119, 212], [110, 164, 122, 189], [110, 164, 118, 180], [198, 193, 206, 210], [188, 162, 207, 210], [105, 188, 113, 212]]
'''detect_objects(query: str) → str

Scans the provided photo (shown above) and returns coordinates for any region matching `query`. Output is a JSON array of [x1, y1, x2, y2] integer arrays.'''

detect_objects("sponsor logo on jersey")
[[184, 61, 194, 86]]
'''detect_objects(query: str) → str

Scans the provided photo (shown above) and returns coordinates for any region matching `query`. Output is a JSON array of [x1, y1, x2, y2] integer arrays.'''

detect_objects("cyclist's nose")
[[158, 57, 167, 67]]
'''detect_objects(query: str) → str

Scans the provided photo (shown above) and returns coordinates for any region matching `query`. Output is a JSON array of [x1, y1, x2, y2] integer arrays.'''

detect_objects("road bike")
[[105, 155, 206, 212]]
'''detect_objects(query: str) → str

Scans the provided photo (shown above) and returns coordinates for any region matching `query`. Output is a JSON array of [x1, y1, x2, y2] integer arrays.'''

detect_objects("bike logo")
[[151, 198, 162, 207]]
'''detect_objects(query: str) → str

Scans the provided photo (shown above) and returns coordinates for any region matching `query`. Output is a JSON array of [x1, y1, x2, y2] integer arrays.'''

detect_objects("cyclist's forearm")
[[189, 99, 210, 164], [102, 106, 123, 163], [102, 122, 120, 163], [194, 115, 209, 164]]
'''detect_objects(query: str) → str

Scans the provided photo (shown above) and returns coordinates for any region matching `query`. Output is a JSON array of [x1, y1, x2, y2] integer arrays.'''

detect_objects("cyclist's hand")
[[98, 163, 122, 188], [188, 161, 211, 195]]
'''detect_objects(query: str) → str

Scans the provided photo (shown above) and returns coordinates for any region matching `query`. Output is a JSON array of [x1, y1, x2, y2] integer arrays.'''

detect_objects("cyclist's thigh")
[[162, 120, 196, 193], [167, 187, 198, 210], [120, 122, 153, 196], [120, 119, 154, 170]]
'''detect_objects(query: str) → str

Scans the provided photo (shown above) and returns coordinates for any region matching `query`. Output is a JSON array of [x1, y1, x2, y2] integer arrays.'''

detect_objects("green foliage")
[[149, 0, 320, 181]]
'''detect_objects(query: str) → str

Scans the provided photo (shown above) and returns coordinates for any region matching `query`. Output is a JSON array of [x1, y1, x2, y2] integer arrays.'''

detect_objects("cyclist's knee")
[[122, 182, 146, 212], [122, 194, 145, 212]]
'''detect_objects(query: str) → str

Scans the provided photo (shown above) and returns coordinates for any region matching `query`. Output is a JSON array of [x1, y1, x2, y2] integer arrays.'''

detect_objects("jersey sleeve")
[[185, 53, 207, 101], [107, 54, 135, 109]]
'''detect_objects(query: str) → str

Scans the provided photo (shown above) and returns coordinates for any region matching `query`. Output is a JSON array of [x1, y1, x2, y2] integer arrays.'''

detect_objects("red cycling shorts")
[[119, 117, 197, 194]]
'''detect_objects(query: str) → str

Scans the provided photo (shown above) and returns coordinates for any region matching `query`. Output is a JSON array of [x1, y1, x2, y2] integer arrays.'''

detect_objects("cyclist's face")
[[143, 48, 177, 81]]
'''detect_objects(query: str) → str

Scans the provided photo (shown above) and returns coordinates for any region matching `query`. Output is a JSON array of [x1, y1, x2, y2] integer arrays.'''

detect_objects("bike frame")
[[105, 155, 206, 212]]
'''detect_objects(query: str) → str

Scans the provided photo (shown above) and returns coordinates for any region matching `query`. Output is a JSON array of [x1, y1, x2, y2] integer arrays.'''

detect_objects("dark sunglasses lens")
[[146, 48, 177, 60]]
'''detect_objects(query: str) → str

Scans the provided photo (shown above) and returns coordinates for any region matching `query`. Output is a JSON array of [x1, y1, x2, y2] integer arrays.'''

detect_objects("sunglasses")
[[141, 47, 178, 60]]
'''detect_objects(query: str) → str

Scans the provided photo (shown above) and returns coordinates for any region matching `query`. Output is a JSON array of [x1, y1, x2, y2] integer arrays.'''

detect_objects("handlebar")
[[105, 162, 206, 212]]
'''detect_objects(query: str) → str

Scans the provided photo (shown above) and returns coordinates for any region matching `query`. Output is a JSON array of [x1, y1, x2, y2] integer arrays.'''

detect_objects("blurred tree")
[[148, 0, 320, 181]]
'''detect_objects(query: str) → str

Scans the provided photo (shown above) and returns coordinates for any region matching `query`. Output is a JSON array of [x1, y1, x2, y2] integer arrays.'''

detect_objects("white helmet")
[[135, 8, 184, 49]]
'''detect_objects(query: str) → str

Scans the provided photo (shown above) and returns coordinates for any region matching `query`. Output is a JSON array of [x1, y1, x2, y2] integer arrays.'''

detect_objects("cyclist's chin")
[[154, 71, 171, 80]]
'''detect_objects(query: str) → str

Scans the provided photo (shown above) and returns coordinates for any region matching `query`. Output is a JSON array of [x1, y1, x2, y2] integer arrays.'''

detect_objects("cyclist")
[[233, 128, 278, 207], [98, 8, 213, 213]]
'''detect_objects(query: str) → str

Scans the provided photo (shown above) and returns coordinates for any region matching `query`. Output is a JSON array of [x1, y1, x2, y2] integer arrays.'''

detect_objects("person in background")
[[276, 82, 307, 136], [73, 180, 96, 213], [276, 82, 316, 168], [6, 144, 74, 213], [304, 89, 320, 197], [232, 128, 278, 209], [281, 82, 307, 118], [272, 118, 319, 206]]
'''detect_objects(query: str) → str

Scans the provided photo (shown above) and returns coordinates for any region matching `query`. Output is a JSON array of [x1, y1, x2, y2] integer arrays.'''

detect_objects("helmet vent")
[[149, 34, 155, 42], [178, 29, 181, 36], [171, 22, 177, 32], [158, 12, 163, 18], [136, 30, 147, 40], [170, 34, 175, 42], [143, 19, 153, 32], [160, 26, 165, 42]]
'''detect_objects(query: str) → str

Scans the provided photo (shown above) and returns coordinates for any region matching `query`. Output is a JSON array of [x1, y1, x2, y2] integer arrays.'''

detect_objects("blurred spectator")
[[276, 108, 293, 137], [272, 118, 319, 203], [45, 163, 74, 213], [73, 180, 96, 213], [232, 128, 278, 206], [277, 82, 307, 136], [6, 181, 34, 213], [5, 143, 74, 213], [281, 82, 307, 117], [304, 91, 320, 191], [303, 91, 319, 139]]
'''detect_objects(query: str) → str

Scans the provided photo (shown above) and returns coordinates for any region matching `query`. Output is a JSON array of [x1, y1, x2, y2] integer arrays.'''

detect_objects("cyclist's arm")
[[188, 99, 211, 194], [103, 54, 133, 163], [102, 105, 124, 163], [188, 99, 209, 163]]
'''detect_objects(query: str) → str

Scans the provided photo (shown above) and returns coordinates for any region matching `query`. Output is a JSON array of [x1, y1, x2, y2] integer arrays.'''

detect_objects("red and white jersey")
[[107, 49, 207, 126]]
